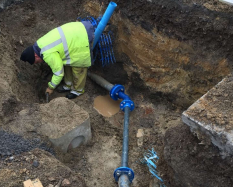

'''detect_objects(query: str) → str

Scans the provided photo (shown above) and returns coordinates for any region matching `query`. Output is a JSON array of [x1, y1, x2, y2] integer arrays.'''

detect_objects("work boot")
[[66, 93, 78, 99], [57, 85, 70, 93]]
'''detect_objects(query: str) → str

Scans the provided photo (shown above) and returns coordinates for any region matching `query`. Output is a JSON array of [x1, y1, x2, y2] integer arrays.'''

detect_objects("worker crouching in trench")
[[20, 21, 94, 99]]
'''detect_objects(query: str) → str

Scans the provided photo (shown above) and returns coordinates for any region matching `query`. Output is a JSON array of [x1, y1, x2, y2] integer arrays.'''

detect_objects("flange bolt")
[[116, 171, 121, 176]]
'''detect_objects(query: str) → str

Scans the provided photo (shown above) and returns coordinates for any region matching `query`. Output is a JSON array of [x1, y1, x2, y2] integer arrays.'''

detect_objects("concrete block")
[[182, 75, 233, 155], [39, 98, 91, 153]]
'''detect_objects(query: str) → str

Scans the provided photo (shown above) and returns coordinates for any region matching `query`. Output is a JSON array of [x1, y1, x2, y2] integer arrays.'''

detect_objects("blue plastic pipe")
[[93, 2, 117, 49]]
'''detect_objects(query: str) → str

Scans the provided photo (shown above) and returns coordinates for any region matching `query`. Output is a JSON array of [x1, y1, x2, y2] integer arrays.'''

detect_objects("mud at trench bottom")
[[93, 95, 121, 117], [0, 130, 54, 160]]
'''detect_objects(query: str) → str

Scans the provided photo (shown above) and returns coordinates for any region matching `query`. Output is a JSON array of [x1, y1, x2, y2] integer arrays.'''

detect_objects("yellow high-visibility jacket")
[[33, 22, 94, 89]]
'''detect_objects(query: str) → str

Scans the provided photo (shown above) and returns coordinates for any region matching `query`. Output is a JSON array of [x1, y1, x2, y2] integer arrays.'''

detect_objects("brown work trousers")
[[64, 66, 88, 95]]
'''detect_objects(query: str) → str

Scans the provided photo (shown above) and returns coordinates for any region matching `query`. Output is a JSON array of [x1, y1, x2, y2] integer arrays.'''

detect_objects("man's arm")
[[43, 52, 64, 89]]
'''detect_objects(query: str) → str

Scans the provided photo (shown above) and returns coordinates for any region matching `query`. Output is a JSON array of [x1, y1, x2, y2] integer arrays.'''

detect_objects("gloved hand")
[[46, 87, 54, 95]]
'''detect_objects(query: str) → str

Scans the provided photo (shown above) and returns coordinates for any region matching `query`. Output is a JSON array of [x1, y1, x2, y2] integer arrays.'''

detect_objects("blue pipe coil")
[[78, 14, 116, 66], [93, 2, 117, 49]]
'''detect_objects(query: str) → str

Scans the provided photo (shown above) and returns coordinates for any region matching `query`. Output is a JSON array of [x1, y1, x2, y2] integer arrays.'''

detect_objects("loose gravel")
[[0, 130, 54, 160]]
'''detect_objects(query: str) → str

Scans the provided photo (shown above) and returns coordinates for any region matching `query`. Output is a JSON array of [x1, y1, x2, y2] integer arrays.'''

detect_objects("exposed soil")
[[0, 149, 86, 187], [0, 0, 233, 187], [114, 0, 233, 62], [164, 124, 233, 187]]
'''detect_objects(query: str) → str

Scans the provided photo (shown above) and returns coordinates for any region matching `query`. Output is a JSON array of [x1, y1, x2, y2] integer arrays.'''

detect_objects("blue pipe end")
[[93, 1, 117, 49], [110, 2, 117, 7]]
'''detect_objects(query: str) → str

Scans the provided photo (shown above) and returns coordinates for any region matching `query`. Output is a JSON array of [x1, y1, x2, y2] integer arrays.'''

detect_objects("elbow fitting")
[[110, 84, 135, 111]]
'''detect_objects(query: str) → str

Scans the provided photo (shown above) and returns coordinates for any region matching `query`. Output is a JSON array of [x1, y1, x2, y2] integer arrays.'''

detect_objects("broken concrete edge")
[[219, 0, 233, 6], [0, 0, 23, 10], [182, 112, 233, 156], [181, 76, 233, 156], [50, 118, 92, 153]]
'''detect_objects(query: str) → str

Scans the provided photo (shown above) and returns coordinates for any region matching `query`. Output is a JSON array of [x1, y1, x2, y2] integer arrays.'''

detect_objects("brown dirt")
[[164, 124, 233, 187], [0, 149, 86, 187], [0, 0, 233, 187], [81, 0, 233, 108]]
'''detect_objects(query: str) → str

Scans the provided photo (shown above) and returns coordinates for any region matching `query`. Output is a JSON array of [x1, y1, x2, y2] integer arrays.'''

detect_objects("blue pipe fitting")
[[110, 84, 125, 101], [120, 100, 135, 112], [118, 91, 131, 100], [114, 167, 135, 183], [93, 1, 117, 49], [110, 85, 135, 111]]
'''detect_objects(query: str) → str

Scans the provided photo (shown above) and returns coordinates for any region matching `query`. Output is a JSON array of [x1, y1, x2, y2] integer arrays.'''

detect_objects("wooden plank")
[[23, 178, 43, 187], [23, 179, 34, 187], [32, 178, 43, 187]]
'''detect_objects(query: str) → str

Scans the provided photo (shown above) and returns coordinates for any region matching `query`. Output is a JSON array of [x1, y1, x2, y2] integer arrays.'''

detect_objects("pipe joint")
[[113, 167, 134, 183], [120, 100, 135, 112], [110, 85, 135, 111], [118, 91, 131, 100], [110, 84, 125, 100]]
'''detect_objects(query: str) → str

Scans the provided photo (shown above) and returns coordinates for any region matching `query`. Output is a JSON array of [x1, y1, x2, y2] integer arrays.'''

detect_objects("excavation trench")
[[1, 0, 233, 187]]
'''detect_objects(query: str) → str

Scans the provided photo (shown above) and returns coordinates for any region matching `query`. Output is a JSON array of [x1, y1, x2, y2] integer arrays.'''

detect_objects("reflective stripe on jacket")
[[33, 21, 94, 89]]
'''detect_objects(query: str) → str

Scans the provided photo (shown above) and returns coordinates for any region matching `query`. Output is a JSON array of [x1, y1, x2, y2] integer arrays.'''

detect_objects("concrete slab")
[[182, 75, 233, 155], [219, 0, 233, 6], [39, 97, 91, 152]]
